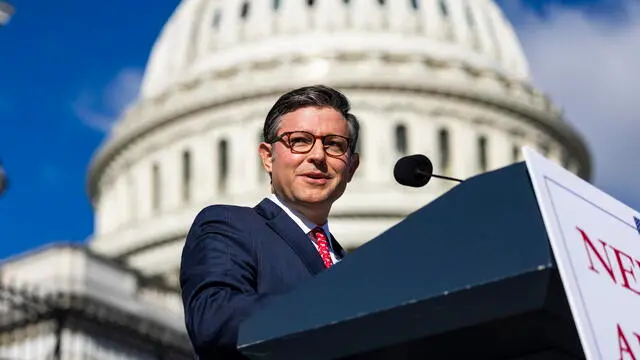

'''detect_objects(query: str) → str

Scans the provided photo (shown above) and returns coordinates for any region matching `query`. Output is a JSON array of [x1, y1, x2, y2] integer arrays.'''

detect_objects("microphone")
[[393, 154, 463, 187]]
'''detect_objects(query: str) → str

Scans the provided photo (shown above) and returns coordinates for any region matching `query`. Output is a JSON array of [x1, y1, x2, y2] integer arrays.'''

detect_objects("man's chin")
[[295, 191, 332, 205]]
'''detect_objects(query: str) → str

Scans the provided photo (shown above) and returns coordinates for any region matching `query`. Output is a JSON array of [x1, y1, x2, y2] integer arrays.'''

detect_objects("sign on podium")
[[525, 147, 640, 360]]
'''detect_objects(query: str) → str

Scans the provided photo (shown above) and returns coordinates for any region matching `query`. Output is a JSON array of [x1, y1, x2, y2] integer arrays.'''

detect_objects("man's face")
[[259, 106, 359, 212]]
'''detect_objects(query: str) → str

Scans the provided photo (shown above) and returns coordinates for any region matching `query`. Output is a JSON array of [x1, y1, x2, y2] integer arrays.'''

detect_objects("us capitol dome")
[[86, 0, 591, 287], [0, 0, 592, 357]]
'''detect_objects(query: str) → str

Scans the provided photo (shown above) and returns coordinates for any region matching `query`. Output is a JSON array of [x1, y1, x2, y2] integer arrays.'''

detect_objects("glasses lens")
[[288, 132, 314, 152], [324, 135, 349, 156]]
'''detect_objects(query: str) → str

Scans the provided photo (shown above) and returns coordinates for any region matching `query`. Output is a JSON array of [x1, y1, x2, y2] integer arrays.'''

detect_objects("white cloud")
[[501, 0, 640, 211], [73, 68, 143, 133]]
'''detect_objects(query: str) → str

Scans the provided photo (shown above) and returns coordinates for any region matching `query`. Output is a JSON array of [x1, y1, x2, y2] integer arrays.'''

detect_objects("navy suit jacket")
[[179, 198, 346, 358]]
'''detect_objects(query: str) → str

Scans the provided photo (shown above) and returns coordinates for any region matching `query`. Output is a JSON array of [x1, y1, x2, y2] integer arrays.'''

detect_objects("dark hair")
[[262, 85, 360, 153]]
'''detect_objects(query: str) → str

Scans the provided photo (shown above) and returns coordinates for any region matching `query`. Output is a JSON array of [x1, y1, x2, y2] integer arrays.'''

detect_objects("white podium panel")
[[525, 146, 640, 360]]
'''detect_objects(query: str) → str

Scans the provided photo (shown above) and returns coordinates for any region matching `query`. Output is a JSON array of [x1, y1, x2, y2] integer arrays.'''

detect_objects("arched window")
[[151, 163, 161, 211], [395, 124, 408, 155], [273, 0, 280, 10], [411, 0, 419, 10], [438, 128, 450, 173], [561, 151, 570, 169], [218, 139, 229, 191], [477, 136, 488, 172], [182, 150, 192, 202], [466, 4, 475, 28], [378, 0, 385, 6], [307, 0, 315, 7], [212, 9, 222, 29], [540, 143, 550, 156], [439, 0, 449, 18], [240, 1, 250, 19], [512, 145, 520, 162]]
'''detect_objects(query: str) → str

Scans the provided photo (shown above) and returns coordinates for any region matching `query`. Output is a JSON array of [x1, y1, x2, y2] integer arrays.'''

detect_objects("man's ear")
[[346, 153, 360, 183], [258, 142, 274, 174]]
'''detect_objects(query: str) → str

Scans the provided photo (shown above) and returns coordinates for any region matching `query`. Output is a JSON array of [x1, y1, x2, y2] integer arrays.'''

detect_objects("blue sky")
[[0, 0, 637, 260], [0, 0, 178, 258]]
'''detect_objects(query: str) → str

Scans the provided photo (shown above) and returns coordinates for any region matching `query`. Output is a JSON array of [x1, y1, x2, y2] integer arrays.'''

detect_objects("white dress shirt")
[[267, 194, 340, 264]]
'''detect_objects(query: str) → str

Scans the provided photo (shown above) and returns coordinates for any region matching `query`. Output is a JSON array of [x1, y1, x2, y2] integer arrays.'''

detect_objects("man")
[[180, 85, 360, 358]]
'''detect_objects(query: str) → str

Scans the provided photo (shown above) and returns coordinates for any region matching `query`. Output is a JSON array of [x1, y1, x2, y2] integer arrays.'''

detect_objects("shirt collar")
[[267, 193, 332, 242]]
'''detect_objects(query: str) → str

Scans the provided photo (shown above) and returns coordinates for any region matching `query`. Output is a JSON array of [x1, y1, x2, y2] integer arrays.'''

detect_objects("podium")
[[237, 162, 585, 359]]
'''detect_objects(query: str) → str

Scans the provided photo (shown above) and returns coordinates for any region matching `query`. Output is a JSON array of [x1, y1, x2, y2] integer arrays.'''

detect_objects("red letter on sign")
[[577, 227, 616, 283], [618, 323, 637, 360], [612, 247, 640, 296]]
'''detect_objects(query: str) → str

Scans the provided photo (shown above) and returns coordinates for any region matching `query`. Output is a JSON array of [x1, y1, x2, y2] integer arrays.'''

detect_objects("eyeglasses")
[[270, 131, 352, 157]]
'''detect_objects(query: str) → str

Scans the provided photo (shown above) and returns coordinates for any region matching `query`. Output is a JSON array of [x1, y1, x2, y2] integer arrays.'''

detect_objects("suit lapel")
[[255, 199, 326, 275], [330, 234, 347, 260]]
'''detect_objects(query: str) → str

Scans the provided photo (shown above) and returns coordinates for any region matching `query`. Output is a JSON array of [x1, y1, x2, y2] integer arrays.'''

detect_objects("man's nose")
[[307, 139, 327, 161]]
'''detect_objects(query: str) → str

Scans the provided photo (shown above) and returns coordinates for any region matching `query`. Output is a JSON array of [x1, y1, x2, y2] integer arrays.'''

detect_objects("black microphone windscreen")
[[393, 154, 434, 187]]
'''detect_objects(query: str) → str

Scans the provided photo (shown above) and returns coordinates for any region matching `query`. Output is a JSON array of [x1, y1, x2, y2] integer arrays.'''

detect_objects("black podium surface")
[[237, 163, 585, 359]]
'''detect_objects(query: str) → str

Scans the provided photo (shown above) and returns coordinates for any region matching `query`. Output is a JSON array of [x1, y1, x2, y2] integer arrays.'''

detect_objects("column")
[[450, 119, 477, 179], [488, 129, 513, 170]]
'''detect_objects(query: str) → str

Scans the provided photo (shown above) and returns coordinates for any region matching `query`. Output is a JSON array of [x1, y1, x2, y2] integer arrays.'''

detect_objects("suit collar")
[[330, 235, 347, 259], [267, 193, 332, 243], [256, 198, 346, 260], [255, 198, 326, 275]]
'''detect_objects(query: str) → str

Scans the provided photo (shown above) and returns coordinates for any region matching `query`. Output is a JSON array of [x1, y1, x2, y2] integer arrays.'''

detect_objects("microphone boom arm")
[[431, 174, 463, 183]]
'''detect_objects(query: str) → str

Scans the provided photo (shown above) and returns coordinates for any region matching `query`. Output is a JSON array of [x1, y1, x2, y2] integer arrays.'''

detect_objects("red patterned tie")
[[311, 227, 333, 268]]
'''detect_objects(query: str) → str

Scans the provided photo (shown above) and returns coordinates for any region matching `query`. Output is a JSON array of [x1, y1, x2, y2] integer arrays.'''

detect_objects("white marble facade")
[[0, 244, 191, 359], [1, 0, 591, 358]]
